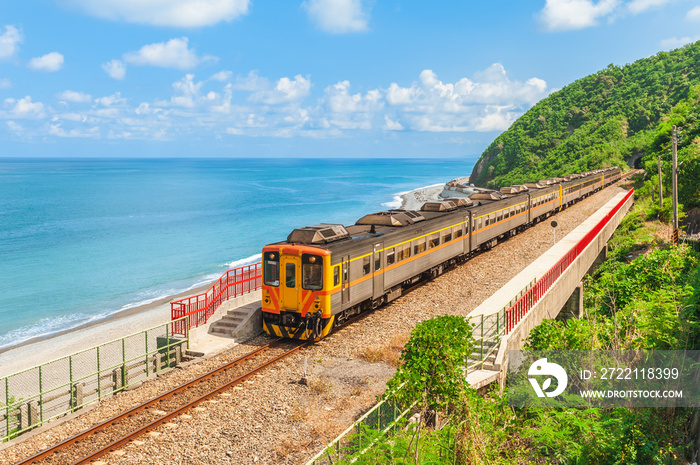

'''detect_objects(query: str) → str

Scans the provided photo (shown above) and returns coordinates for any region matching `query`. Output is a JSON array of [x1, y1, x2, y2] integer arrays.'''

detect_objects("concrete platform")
[[468, 189, 634, 390], [187, 291, 263, 357], [467, 369, 500, 391]]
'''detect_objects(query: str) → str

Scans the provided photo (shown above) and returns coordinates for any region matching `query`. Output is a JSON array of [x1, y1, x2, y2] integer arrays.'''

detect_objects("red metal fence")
[[505, 188, 634, 333], [171, 262, 262, 336]]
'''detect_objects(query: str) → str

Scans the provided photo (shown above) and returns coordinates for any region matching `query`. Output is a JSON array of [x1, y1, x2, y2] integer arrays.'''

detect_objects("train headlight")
[[309, 256, 317, 263]]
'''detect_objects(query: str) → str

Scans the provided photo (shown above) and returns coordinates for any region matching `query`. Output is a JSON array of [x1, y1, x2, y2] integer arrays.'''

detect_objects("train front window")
[[286, 263, 296, 288], [264, 252, 280, 286], [302, 254, 323, 290]]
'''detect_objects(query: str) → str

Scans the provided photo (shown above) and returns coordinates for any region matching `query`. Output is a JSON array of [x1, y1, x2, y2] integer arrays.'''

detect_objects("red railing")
[[505, 188, 634, 333], [171, 262, 262, 336]]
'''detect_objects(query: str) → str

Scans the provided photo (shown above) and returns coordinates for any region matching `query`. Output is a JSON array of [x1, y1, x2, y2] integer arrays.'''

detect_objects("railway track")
[[13, 339, 308, 465], [12, 308, 378, 465], [12, 172, 641, 465]]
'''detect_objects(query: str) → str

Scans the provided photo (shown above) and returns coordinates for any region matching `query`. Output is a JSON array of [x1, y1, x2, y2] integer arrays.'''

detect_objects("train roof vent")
[[402, 210, 425, 221], [287, 224, 349, 244], [356, 210, 425, 227], [469, 191, 504, 201], [421, 200, 458, 212], [500, 185, 528, 194], [524, 182, 544, 189], [442, 197, 472, 207]]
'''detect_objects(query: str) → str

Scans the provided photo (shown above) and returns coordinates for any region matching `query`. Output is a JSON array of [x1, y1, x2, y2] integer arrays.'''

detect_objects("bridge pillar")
[[557, 282, 583, 321], [587, 242, 607, 276]]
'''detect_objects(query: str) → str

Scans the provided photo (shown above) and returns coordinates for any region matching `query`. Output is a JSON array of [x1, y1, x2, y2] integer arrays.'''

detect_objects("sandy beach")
[[398, 176, 470, 210], [0, 282, 213, 378], [0, 176, 468, 380]]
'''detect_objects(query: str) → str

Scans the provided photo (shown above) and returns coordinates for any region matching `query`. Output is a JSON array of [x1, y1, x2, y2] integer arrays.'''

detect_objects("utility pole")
[[657, 154, 663, 208], [672, 125, 679, 245]]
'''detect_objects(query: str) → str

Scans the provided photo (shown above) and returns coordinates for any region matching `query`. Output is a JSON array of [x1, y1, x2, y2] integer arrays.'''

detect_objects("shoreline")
[[0, 176, 466, 378], [0, 280, 214, 377], [398, 176, 469, 210]]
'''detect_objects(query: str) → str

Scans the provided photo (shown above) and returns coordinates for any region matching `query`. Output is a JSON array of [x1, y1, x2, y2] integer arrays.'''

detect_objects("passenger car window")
[[264, 252, 280, 286], [285, 263, 296, 288], [387, 248, 395, 266]]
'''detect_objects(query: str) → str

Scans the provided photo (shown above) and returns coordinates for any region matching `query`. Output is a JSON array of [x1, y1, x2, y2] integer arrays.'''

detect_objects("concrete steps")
[[207, 302, 262, 342], [210, 309, 248, 335]]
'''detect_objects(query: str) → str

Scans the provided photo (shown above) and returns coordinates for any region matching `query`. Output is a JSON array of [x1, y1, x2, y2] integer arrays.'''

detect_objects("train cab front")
[[261, 244, 334, 341]]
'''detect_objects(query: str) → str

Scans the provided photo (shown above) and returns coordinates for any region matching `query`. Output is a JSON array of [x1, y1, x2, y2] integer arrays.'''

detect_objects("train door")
[[341, 255, 350, 305], [372, 242, 384, 300], [280, 255, 300, 310], [466, 214, 472, 254]]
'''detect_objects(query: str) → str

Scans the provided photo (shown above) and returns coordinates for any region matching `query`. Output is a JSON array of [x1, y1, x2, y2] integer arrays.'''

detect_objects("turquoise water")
[[0, 158, 475, 349]]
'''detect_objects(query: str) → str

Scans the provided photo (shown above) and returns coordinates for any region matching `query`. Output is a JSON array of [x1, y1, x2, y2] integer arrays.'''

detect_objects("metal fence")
[[1, 317, 189, 443], [682, 236, 700, 252], [171, 262, 262, 336], [467, 278, 535, 371], [307, 388, 414, 465], [505, 187, 634, 333]]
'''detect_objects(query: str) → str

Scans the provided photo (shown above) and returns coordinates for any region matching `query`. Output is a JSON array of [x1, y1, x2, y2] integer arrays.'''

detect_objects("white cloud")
[[2, 66, 551, 141], [6, 120, 23, 134], [687, 6, 700, 21], [303, 0, 369, 33], [384, 66, 549, 132], [210, 70, 232, 82], [0, 25, 22, 60], [48, 123, 100, 138], [28, 52, 64, 72], [102, 59, 126, 80], [660, 35, 700, 49], [233, 71, 266, 91], [474, 106, 520, 132], [251, 75, 312, 104], [324, 80, 382, 113], [627, 0, 671, 14], [95, 92, 127, 107], [62, 0, 250, 28], [383, 115, 403, 131], [317, 80, 382, 131], [169, 74, 204, 107], [538, 0, 619, 31], [4, 96, 45, 118], [57, 90, 92, 103], [124, 38, 214, 70]]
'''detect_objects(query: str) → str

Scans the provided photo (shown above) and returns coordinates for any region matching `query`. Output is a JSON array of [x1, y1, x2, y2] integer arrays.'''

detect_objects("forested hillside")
[[470, 41, 700, 197]]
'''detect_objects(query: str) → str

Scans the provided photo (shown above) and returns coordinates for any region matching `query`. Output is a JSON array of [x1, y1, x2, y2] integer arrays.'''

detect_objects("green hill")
[[470, 41, 700, 200]]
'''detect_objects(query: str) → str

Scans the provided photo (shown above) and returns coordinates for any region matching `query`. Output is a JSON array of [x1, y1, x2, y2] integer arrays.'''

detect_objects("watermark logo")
[[528, 358, 568, 397]]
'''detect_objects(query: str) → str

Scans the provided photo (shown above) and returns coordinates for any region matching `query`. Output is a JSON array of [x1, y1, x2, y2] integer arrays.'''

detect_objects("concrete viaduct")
[[466, 188, 635, 390]]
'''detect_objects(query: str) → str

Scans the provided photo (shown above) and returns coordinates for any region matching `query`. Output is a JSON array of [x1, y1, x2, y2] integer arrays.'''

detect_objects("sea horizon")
[[0, 157, 476, 350]]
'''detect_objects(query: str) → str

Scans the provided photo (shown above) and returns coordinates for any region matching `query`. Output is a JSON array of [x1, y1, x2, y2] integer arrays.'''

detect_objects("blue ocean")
[[0, 158, 475, 349]]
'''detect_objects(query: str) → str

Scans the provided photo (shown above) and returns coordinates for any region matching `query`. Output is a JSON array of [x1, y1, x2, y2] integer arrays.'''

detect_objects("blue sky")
[[1, 0, 699, 158]]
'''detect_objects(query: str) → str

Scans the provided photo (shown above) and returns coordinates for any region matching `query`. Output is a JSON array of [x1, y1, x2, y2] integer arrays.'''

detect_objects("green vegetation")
[[470, 40, 700, 206], [340, 42, 700, 464], [343, 175, 699, 464]]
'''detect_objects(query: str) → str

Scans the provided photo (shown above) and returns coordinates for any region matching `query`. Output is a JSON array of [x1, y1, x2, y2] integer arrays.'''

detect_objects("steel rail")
[[13, 172, 637, 464], [69, 341, 311, 465], [13, 339, 292, 465], [14, 308, 375, 465]]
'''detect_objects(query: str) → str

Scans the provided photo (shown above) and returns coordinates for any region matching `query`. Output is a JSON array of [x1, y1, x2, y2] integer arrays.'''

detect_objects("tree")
[[385, 315, 474, 463]]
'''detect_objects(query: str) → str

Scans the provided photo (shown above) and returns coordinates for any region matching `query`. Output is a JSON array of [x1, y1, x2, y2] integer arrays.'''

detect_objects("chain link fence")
[[1, 317, 189, 442]]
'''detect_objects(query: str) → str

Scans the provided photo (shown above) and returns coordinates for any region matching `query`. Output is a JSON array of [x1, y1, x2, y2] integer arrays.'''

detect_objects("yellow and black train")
[[261, 167, 622, 340]]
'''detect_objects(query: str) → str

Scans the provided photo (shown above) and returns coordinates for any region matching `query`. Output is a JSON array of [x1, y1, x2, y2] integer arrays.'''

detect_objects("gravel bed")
[[0, 187, 625, 465]]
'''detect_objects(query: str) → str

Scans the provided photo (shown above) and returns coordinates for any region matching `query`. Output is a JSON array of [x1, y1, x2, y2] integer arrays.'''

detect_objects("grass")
[[357, 333, 409, 367]]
